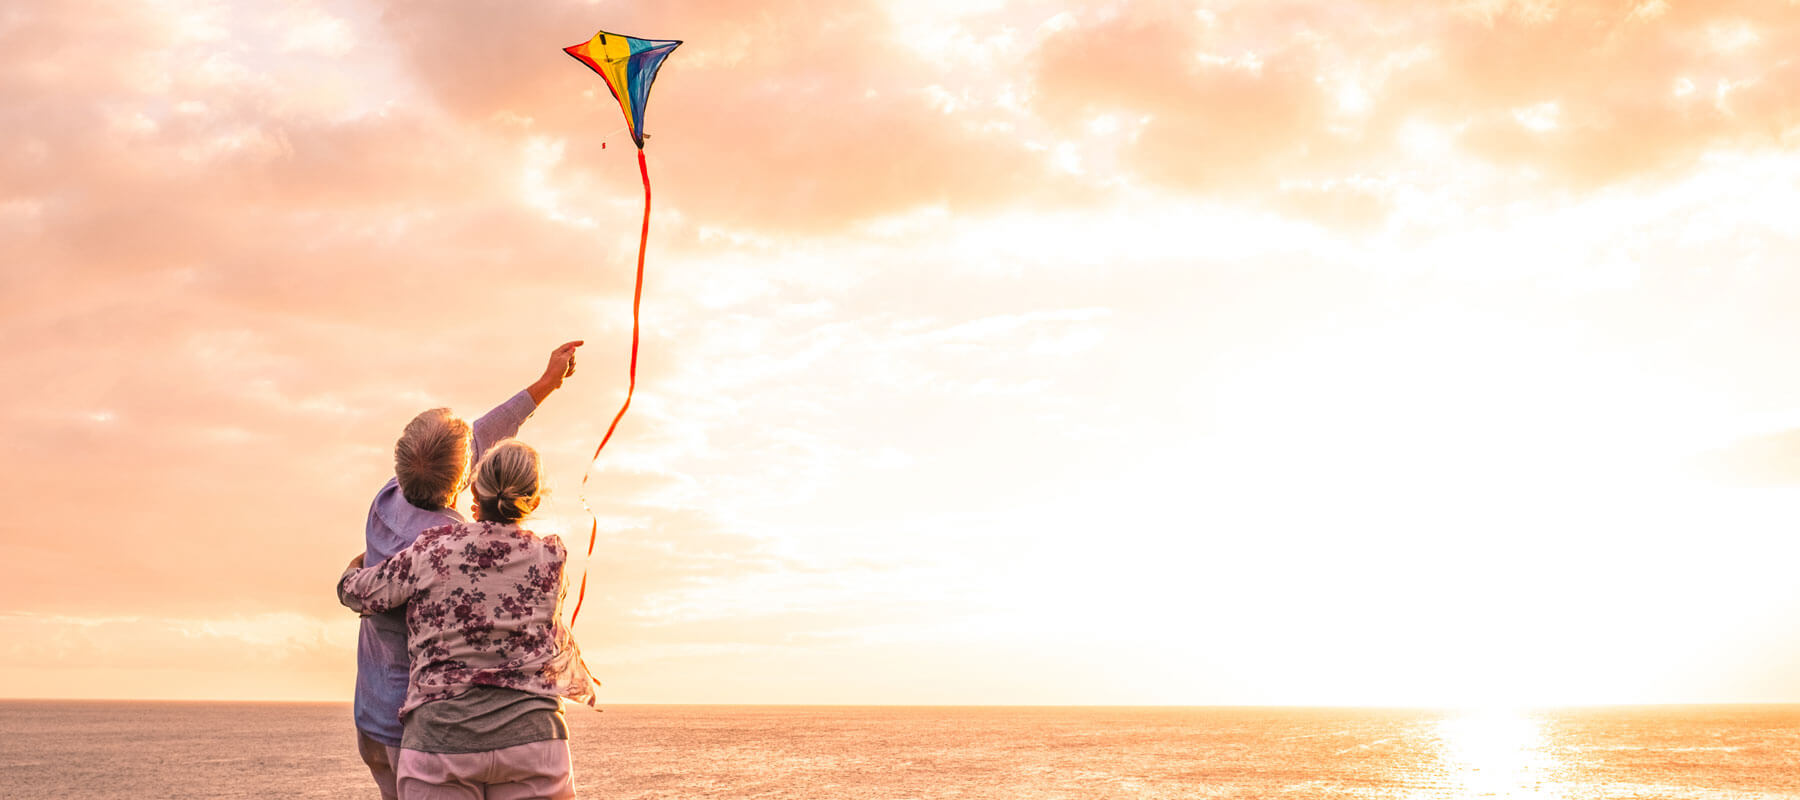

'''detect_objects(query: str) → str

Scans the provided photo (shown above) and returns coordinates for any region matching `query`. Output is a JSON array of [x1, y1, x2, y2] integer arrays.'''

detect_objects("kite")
[[562, 29, 681, 626]]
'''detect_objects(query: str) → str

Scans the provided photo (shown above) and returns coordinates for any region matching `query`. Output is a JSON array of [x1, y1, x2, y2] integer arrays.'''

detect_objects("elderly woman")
[[340, 439, 598, 800]]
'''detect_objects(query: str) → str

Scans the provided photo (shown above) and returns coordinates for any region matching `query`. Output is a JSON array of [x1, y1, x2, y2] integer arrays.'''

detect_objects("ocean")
[[1, 702, 1797, 799]]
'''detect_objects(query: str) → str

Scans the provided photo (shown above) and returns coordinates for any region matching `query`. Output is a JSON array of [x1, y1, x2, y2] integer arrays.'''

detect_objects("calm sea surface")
[[1, 702, 1797, 799]]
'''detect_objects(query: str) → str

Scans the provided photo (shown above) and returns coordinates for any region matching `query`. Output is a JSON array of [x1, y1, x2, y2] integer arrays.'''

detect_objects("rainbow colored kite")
[[563, 31, 680, 149], [562, 29, 681, 626]]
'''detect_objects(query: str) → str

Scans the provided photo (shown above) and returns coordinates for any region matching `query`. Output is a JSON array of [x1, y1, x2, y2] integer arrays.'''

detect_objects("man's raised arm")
[[470, 340, 584, 457]]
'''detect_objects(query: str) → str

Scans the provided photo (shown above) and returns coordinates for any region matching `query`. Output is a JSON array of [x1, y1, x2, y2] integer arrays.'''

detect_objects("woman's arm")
[[337, 547, 421, 615]]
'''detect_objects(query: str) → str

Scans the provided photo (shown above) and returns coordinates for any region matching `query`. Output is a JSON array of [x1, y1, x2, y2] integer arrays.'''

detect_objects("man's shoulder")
[[369, 477, 402, 506], [368, 480, 460, 558]]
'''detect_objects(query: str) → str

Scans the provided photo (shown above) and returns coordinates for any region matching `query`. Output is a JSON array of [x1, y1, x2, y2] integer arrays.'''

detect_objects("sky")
[[4, 0, 1800, 707]]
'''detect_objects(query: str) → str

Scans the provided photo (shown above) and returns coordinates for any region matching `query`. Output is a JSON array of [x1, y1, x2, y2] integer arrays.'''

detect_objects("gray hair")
[[472, 438, 541, 523], [394, 408, 472, 509]]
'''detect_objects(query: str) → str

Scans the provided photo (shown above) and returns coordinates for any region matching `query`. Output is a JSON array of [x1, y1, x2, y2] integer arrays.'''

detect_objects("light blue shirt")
[[353, 391, 538, 745]]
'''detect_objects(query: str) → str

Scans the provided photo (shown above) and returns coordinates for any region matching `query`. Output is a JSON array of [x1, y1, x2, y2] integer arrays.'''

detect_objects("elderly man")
[[353, 340, 583, 800]]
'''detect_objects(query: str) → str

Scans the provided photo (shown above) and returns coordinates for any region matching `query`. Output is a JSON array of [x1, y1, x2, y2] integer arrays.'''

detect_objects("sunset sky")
[[5, 0, 1800, 707]]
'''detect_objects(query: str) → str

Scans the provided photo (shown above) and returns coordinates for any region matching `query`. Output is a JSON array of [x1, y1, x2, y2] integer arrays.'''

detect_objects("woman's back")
[[341, 520, 597, 718]]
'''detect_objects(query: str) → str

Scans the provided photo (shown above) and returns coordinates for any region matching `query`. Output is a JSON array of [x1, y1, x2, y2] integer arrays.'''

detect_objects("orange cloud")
[[1400, 0, 1800, 186], [372, 0, 1067, 232], [1032, 1, 1334, 189], [1026, 0, 1800, 226]]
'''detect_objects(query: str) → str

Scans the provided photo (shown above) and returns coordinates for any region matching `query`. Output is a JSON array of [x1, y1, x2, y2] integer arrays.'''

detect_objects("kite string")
[[570, 147, 650, 628]]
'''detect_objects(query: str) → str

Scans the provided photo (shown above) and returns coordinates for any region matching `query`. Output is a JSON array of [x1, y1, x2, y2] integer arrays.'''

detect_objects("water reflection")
[[1434, 710, 1562, 798]]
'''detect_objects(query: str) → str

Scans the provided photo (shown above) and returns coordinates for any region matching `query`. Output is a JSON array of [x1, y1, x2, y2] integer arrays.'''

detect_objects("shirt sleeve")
[[338, 545, 423, 615], [469, 390, 538, 464]]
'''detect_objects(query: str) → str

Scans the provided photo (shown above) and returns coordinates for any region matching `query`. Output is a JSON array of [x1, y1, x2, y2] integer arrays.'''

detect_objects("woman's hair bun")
[[470, 439, 542, 523]]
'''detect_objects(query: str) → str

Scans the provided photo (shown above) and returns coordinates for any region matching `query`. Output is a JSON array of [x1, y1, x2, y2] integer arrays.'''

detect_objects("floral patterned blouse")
[[338, 521, 598, 720]]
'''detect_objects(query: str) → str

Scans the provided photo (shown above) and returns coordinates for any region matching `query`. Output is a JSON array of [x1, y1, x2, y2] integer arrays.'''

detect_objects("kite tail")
[[571, 148, 651, 628]]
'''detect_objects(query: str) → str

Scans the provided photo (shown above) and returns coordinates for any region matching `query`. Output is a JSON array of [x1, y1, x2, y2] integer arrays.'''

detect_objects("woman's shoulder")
[[511, 527, 566, 556], [415, 523, 468, 545], [409, 522, 497, 557]]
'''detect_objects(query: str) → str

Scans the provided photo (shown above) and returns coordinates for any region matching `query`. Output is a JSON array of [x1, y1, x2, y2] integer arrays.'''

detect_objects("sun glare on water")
[[1434, 710, 1561, 799]]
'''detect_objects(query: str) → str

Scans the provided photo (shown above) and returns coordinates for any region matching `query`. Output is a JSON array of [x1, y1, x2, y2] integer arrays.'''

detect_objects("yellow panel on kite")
[[564, 31, 681, 149]]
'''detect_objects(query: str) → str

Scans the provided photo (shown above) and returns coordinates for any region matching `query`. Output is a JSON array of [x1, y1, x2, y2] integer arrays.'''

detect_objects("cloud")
[[0, 611, 352, 672], [368, 0, 1070, 232], [1696, 428, 1800, 486], [1402, 0, 1800, 185], [1024, 0, 1800, 228], [1031, 1, 1334, 190]]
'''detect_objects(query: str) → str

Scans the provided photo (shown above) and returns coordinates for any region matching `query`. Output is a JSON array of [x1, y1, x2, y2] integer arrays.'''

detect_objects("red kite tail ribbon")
[[570, 147, 650, 627]]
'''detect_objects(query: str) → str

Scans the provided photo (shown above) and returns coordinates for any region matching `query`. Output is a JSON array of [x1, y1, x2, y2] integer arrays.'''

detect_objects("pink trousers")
[[395, 739, 576, 800]]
